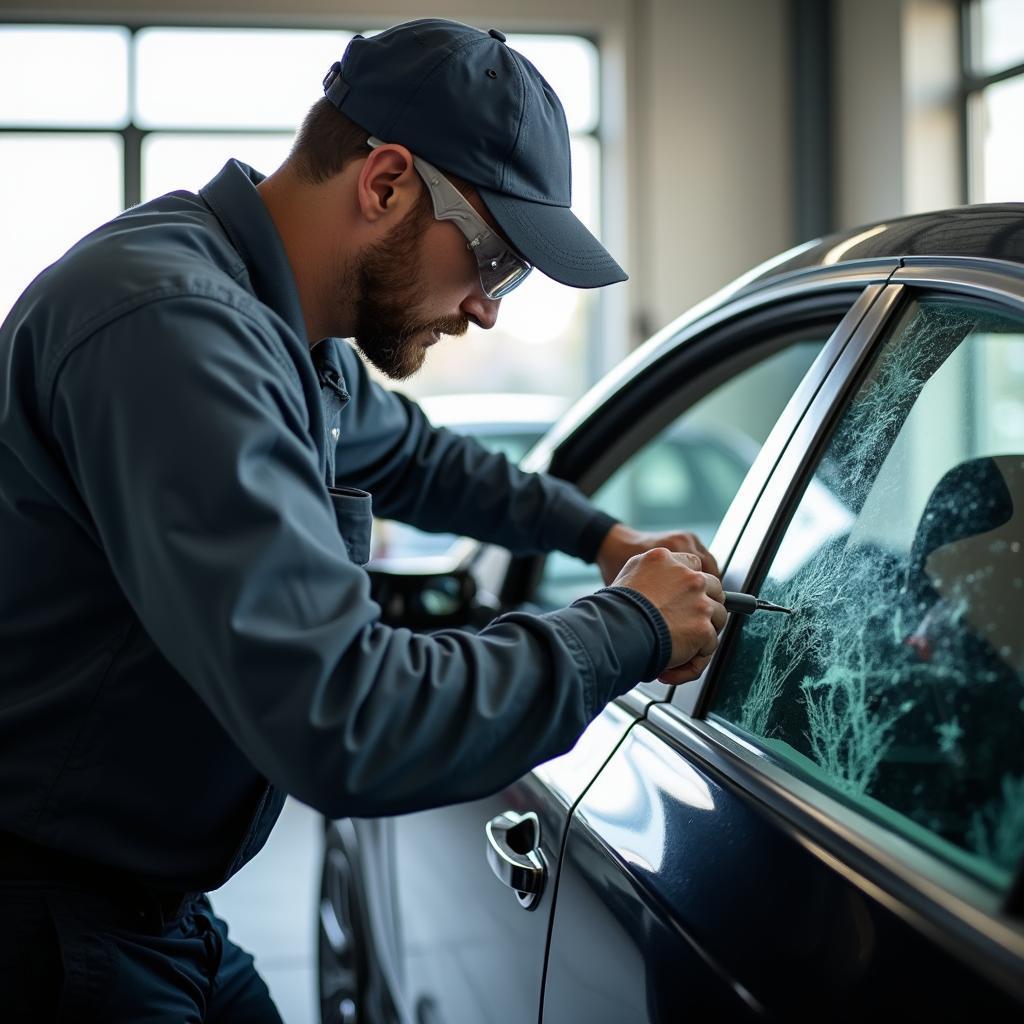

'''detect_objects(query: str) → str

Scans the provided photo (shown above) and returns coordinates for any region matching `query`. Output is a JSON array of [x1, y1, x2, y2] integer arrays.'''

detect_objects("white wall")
[[633, 0, 791, 336], [835, 0, 961, 230]]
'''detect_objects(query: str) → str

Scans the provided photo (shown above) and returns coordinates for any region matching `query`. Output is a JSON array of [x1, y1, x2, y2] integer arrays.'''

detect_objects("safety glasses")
[[367, 137, 532, 300]]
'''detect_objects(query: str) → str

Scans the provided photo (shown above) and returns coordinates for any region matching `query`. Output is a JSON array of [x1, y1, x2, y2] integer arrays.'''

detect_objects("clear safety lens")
[[477, 245, 532, 299], [367, 138, 533, 300]]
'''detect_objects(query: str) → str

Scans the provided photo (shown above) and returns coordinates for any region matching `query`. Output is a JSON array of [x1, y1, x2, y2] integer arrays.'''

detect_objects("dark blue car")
[[318, 205, 1024, 1023]]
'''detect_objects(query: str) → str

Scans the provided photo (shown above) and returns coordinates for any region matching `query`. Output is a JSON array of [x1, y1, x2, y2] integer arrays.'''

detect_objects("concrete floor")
[[210, 797, 323, 1024]]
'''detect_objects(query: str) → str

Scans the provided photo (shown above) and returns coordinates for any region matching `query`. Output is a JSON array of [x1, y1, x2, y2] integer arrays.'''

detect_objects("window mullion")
[[123, 26, 140, 210], [123, 124, 143, 209]]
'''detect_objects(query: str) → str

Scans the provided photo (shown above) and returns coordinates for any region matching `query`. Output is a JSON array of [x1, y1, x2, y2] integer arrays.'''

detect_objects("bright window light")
[[506, 34, 599, 134], [0, 133, 122, 319], [570, 134, 601, 234], [970, 74, 1024, 202], [970, 0, 1024, 76], [0, 26, 129, 127], [135, 28, 353, 129], [142, 133, 296, 201]]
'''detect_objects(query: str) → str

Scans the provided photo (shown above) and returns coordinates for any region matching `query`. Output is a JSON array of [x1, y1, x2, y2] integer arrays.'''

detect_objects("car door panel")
[[541, 720, 766, 1023], [387, 699, 646, 1024], [544, 715, 1021, 1021]]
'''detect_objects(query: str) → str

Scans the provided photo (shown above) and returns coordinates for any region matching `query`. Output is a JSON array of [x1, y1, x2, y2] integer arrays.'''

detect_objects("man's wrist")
[[581, 510, 620, 564], [561, 586, 672, 703], [598, 585, 672, 676]]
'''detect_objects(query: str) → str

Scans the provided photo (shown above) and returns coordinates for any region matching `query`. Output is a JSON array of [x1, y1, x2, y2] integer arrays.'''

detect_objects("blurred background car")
[[367, 393, 778, 605], [368, 393, 568, 563]]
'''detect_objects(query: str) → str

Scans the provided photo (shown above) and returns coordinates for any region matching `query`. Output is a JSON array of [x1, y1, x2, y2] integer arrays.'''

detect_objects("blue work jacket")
[[0, 160, 670, 892]]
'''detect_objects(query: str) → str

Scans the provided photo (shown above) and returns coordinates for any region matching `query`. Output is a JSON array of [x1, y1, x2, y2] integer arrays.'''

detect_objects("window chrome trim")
[[893, 259, 1024, 305], [671, 282, 906, 716], [704, 286, 889, 595], [615, 686, 658, 719], [707, 282, 908, 606], [645, 704, 1024, 1003]]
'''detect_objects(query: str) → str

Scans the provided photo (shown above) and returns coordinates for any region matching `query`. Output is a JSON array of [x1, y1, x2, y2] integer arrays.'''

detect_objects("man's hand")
[[611, 548, 727, 685], [596, 523, 719, 584]]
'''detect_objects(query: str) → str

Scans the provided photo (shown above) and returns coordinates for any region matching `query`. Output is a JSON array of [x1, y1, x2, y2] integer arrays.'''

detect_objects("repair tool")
[[723, 591, 792, 615]]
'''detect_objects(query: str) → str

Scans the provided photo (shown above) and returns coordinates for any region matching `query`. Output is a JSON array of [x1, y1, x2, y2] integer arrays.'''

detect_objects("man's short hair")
[[288, 98, 371, 185], [288, 97, 475, 200]]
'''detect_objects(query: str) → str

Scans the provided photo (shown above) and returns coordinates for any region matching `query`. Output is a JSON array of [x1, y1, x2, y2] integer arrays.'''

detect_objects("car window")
[[710, 296, 1024, 891], [534, 336, 828, 609], [370, 426, 546, 561], [478, 430, 543, 465]]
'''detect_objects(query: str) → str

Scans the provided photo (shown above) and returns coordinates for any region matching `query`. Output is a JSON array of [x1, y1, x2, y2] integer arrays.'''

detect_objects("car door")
[[369, 277, 881, 1024], [542, 272, 1024, 1020]]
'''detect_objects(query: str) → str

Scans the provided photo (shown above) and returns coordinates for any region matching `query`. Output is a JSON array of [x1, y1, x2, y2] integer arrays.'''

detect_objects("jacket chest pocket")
[[328, 486, 373, 565]]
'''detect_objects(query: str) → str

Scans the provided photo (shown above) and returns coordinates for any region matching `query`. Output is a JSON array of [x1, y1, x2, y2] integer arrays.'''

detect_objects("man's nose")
[[461, 292, 501, 330]]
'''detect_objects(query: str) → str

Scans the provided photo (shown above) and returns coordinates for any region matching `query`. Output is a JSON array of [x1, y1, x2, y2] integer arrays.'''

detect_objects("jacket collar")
[[199, 159, 351, 396], [199, 159, 308, 345]]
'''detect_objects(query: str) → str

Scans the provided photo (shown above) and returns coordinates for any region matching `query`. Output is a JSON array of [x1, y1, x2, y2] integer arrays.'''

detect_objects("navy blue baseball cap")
[[322, 19, 627, 290]]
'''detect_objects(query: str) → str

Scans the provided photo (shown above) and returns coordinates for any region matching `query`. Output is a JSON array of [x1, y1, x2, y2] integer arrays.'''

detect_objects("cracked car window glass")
[[711, 297, 1024, 890], [535, 337, 827, 609]]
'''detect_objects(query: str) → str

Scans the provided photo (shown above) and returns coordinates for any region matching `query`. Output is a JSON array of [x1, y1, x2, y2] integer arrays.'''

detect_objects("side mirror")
[[367, 563, 499, 631]]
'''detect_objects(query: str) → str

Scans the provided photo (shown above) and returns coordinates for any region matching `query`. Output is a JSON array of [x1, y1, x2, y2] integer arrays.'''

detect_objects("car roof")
[[743, 202, 1024, 292], [521, 204, 1024, 471]]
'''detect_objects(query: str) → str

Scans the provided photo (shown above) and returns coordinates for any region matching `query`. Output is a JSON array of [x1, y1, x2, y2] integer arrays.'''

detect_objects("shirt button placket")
[[325, 417, 341, 485]]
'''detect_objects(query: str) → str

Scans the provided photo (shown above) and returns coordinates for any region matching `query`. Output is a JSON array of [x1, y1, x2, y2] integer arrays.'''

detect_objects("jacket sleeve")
[[328, 340, 617, 562], [48, 297, 670, 819]]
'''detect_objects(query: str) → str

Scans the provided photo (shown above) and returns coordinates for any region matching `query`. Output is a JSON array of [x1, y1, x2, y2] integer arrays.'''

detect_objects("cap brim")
[[477, 188, 627, 289]]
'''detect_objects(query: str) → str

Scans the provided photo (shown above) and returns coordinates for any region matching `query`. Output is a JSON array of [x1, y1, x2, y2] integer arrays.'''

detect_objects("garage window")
[[0, 24, 604, 400], [710, 295, 1024, 890], [962, 0, 1024, 202]]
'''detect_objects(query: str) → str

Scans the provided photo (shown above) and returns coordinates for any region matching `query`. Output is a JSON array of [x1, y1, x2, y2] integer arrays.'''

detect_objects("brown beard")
[[350, 201, 469, 380]]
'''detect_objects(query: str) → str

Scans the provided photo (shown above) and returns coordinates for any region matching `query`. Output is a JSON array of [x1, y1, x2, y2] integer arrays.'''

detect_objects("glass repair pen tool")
[[723, 591, 793, 615]]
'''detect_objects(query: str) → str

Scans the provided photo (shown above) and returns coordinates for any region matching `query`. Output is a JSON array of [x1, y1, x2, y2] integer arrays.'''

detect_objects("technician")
[[0, 19, 726, 1021]]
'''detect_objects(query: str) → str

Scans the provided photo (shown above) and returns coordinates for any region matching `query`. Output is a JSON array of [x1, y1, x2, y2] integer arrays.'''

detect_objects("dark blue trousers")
[[2, 882, 284, 1022]]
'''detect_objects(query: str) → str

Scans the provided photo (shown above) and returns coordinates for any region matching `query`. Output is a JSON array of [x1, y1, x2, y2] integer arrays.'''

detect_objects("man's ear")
[[356, 144, 420, 224]]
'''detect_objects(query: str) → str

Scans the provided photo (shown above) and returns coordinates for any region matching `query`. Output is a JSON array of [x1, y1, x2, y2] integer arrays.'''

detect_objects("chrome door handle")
[[484, 810, 546, 910]]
